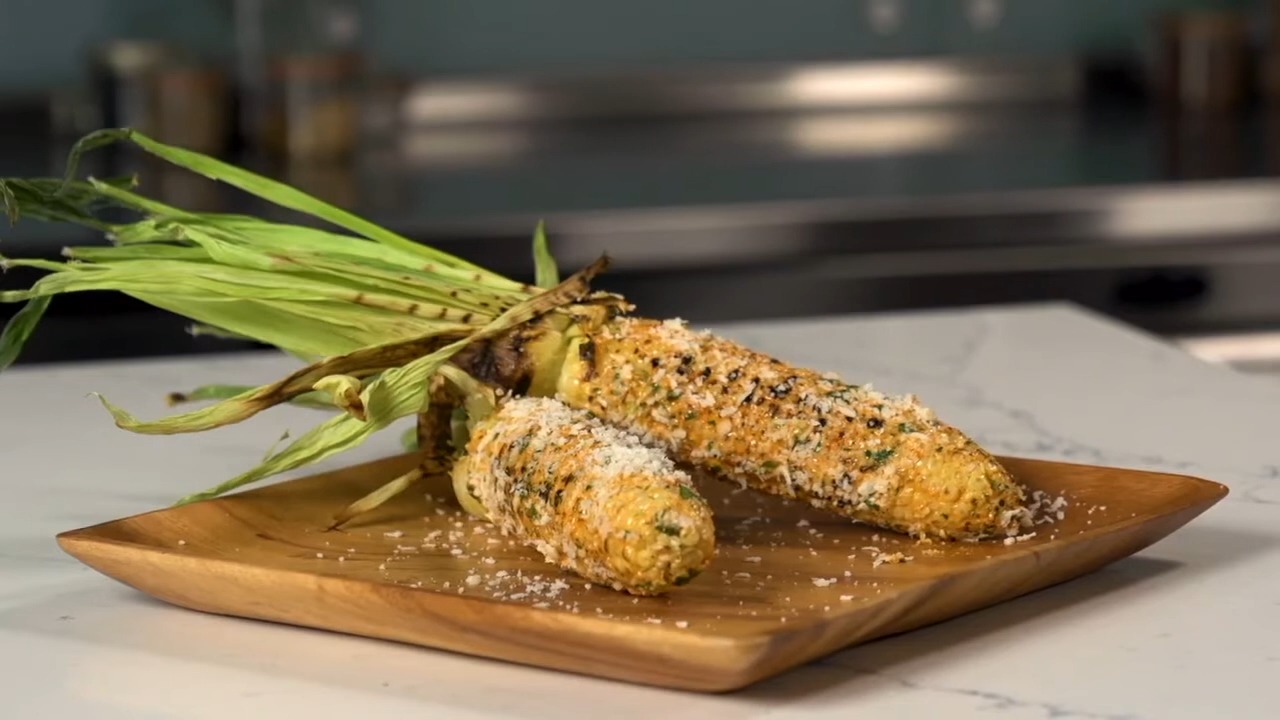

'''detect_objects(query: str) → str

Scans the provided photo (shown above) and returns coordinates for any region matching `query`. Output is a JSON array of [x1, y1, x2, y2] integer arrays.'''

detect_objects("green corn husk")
[[0, 128, 584, 506], [166, 383, 338, 410]]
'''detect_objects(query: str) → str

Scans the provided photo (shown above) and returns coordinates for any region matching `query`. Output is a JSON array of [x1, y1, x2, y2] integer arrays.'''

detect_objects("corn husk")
[[1, 129, 590, 506]]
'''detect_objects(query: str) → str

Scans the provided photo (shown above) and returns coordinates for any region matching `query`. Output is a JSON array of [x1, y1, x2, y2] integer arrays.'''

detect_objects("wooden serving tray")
[[57, 452, 1227, 692]]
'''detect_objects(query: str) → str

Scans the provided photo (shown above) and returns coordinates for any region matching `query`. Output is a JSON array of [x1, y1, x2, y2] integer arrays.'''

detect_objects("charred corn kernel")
[[452, 396, 715, 595], [556, 317, 1030, 541]]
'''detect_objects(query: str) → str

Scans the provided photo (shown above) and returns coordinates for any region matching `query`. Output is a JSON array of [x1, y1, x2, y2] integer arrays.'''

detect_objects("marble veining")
[[821, 664, 1145, 720]]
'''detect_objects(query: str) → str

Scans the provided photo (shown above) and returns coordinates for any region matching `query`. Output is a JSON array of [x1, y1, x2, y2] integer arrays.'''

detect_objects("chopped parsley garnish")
[[656, 521, 682, 536], [679, 485, 701, 501], [898, 422, 918, 434], [673, 569, 701, 586], [655, 509, 682, 536], [864, 448, 895, 466]]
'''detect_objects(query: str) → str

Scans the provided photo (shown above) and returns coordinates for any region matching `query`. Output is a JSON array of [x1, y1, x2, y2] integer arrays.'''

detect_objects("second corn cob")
[[451, 395, 716, 595]]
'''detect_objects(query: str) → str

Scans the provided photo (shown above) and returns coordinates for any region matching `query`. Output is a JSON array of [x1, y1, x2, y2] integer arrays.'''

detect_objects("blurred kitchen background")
[[4, 0, 1280, 376]]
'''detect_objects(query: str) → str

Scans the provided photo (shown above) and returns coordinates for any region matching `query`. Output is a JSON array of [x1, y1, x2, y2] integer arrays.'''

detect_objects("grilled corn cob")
[[452, 395, 716, 595], [543, 316, 1030, 540]]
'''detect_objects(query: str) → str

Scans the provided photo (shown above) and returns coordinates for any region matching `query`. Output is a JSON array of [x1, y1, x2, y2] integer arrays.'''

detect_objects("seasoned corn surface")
[[454, 396, 715, 595], [558, 317, 1029, 540]]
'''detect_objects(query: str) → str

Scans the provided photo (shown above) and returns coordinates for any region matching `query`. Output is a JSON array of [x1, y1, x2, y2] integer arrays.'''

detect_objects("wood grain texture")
[[56, 452, 1228, 692]]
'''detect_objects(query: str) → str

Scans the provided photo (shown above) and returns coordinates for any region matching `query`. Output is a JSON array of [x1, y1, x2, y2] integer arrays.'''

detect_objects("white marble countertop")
[[2, 303, 1277, 719]]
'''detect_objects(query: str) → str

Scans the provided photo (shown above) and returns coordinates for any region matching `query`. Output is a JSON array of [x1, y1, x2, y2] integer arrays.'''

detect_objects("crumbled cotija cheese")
[[871, 552, 913, 568]]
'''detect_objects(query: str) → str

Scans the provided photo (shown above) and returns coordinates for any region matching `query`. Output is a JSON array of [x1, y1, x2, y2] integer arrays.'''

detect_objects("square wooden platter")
[[56, 452, 1227, 692]]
